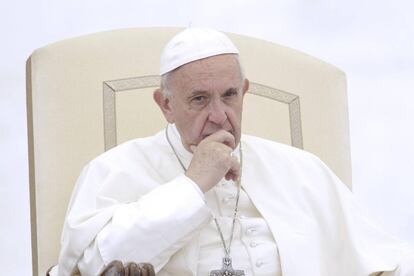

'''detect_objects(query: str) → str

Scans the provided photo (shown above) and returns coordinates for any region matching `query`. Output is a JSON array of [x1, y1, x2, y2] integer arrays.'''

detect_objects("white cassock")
[[52, 124, 414, 276]]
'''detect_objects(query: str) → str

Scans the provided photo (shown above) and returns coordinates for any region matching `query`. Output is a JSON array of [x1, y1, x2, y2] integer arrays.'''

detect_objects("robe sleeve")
[[57, 160, 211, 276]]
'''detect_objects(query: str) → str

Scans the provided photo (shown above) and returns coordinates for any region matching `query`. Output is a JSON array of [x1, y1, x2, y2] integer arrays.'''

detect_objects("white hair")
[[160, 55, 245, 98]]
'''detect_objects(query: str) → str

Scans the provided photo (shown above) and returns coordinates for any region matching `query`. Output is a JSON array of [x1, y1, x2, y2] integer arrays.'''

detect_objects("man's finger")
[[204, 130, 236, 149], [225, 156, 241, 181]]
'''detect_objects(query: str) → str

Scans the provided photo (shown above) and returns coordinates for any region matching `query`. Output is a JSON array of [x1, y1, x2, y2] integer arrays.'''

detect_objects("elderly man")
[[53, 28, 414, 276]]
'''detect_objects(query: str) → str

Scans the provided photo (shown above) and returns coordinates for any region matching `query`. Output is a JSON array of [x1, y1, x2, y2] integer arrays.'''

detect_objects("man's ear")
[[242, 78, 250, 96], [153, 88, 175, 123]]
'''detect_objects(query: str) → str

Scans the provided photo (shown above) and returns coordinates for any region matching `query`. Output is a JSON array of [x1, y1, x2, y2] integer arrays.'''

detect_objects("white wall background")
[[1, 0, 413, 275]]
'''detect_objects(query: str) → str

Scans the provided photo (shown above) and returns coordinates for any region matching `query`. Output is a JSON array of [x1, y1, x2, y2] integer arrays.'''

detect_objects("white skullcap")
[[160, 28, 239, 75]]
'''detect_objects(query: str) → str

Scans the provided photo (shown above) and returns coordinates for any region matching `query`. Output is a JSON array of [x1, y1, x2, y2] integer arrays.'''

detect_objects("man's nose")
[[207, 100, 227, 125]]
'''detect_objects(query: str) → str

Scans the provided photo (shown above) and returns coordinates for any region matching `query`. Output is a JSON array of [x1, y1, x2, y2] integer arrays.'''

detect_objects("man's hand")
[[186, 130, 241, 193]]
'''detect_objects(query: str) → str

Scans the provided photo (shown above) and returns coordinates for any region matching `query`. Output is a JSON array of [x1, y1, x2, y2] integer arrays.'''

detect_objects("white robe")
[[55, 125, 414, 276]]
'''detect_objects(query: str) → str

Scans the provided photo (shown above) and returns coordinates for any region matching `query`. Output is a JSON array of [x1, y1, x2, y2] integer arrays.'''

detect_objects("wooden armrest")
[[45, 261, 155, 275], [100, 260, 155, 276]]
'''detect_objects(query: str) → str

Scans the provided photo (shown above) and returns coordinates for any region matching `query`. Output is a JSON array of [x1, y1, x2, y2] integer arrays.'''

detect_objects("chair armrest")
[[100, 260, 155, 276]]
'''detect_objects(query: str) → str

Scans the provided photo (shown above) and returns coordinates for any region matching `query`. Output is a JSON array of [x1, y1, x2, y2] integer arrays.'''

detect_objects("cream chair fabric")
[[26, 27, 351, 276]]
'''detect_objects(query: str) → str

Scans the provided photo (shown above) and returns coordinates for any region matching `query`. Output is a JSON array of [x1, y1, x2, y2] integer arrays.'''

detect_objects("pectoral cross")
[[210, 257, 245, 276]]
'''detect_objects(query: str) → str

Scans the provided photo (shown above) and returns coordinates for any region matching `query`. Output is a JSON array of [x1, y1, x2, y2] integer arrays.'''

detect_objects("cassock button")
[[255, 260, 264, 267], [222, 195, 235, 204], [246, 228, 257, 235]]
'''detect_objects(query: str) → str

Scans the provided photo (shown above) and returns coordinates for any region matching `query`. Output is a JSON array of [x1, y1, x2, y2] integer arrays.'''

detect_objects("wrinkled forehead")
[[167, 54, 243, 92]]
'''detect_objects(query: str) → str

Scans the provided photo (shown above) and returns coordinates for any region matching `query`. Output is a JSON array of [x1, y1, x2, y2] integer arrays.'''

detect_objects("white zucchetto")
[[160, 28, 239, 75]]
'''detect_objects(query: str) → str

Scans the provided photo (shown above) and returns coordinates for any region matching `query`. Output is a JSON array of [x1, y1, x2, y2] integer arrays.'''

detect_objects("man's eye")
[[224, 90, 238, 98], [192, 96, 206, 104]]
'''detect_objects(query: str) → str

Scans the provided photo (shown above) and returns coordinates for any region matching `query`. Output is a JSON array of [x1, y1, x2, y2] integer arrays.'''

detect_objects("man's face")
[[155, 54, 249, 151]]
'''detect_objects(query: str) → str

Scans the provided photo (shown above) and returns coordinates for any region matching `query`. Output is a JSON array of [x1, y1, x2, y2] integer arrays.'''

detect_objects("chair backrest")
[[26, 27, 351, 276]]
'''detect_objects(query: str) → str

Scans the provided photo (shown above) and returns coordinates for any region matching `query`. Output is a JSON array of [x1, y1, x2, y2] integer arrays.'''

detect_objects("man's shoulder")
[[241, 134, 316, 160], [241, 134, 344, 191], [241, 133, 329, 175], [89, 129, 167, 167]]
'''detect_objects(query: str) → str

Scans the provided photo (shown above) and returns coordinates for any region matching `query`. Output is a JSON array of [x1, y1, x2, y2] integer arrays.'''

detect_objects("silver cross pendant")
[[210, 257, 245, 276]]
